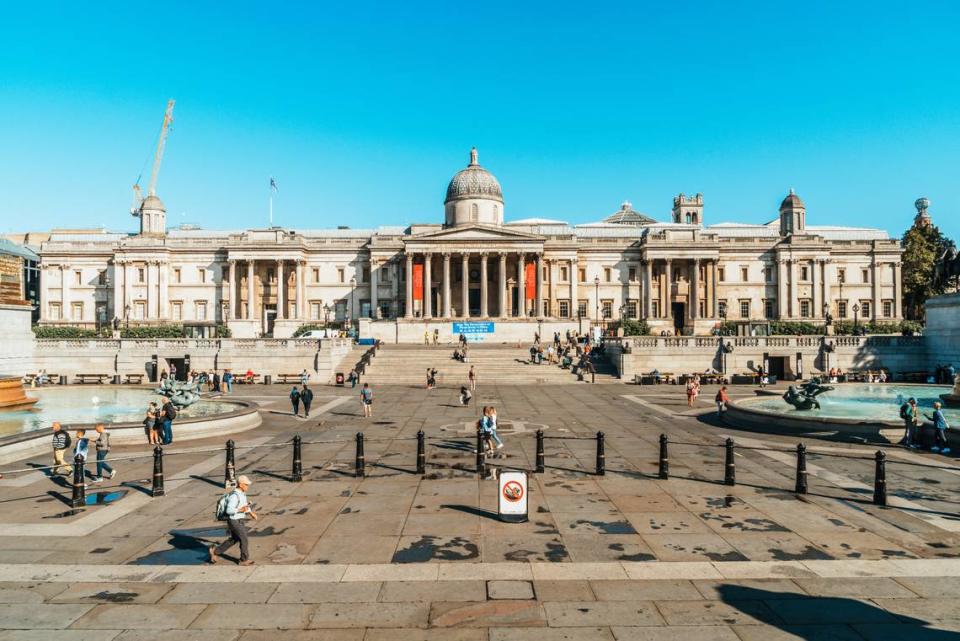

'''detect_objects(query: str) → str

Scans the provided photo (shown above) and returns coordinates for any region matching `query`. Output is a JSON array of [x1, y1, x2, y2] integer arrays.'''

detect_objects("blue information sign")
[[452, 322, 495, 342]]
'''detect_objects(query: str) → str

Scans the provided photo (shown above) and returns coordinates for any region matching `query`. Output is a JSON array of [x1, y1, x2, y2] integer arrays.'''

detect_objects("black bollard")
[[355, 432, 365, 478], [416, 430, 425, 475], [795, 443, 807, 495], [70, 454, 86, 508], [151, 446, 165, 497], [225, 439, 236, 485], [724, 438, 736, 486], [595, 431, 605, 476], [658, 434, 669, 480], [292, 435, 303, 482], [476, 429, 485, 477], [873, 450, 887, 506], [535, 429, 545, 474]]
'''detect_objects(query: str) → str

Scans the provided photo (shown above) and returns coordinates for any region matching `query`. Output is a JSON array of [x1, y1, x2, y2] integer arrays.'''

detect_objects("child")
[[459, 386, 472, 406]]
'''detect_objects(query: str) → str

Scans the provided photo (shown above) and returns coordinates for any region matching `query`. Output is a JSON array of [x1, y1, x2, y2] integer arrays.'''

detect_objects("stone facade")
[[34, 149, 903, 340]]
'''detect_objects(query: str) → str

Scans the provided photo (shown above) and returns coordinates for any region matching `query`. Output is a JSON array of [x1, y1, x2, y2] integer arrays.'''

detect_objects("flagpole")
[[269, 193, 273, 227]]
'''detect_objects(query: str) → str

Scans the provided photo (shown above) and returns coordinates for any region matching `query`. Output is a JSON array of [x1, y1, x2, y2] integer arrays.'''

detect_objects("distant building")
[[0, 238, 39, 322], [33, 149, 903, 338]]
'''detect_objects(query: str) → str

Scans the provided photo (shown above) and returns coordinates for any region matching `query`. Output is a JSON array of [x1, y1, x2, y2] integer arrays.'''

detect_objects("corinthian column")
[[228, 259, 237, 320], [461, 253, 470, 318], [423, 254, 432, 318], [480, 253, 489, 318], [405, 254, 414, 318], [441, 253, 451, 318], [247, 260, 255, 320], [535, 254, 544, 318], [517, 254, 526, 317], [499, 253, 508, 319]]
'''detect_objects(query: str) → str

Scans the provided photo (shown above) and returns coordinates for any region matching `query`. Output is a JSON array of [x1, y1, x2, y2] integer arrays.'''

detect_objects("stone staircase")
[[360, 344, 621, 386]]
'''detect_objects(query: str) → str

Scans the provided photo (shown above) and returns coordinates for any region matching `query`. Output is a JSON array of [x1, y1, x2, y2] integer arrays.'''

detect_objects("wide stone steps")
[[359, 345, 620, 385]]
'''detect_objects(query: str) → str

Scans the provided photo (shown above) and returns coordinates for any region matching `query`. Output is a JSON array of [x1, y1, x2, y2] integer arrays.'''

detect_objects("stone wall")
[[607, 334, 925, 381], [27, 337, 353, 383], [364, 319, 583, 344], [924, 293, 960, 370]]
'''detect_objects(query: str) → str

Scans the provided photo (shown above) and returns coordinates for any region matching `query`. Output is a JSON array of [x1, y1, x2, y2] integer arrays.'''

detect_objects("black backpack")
[[899, 403, 909, 420], [164, 403, 178, 420], [61, 431, 72, 449]]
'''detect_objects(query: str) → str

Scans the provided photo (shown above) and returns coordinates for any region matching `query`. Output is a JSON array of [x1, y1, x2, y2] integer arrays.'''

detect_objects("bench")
[[275, 374, 306, 384], [75, 374, 111, 384], [236, 374, 261, 384], [124, 373, 145, 385]]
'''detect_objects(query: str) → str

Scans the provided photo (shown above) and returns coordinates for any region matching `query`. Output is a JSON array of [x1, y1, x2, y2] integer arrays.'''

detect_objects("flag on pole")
[[270, 177, 279, 192]]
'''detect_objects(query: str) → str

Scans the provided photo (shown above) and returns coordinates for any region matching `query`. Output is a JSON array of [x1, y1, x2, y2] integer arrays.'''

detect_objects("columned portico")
[[480, 253, 489, 318], [499, 253, 508, 319], [461, 253, 469, 318], [517, 254, 526, 317]]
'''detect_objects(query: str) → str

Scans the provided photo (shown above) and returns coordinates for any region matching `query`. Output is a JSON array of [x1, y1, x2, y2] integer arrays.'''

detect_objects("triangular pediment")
[[408, 224, 543, 242]]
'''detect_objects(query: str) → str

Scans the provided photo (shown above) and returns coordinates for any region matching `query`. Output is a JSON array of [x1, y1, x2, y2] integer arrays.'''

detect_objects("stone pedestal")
[[925, 293, 960, 375]]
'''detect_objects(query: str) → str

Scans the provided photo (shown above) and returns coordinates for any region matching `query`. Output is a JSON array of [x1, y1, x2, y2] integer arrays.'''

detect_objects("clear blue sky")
[[2, 1, 959, 240]]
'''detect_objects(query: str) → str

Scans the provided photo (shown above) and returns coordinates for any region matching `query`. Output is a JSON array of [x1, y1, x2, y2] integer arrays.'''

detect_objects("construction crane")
[[131, 99, 176, 217]]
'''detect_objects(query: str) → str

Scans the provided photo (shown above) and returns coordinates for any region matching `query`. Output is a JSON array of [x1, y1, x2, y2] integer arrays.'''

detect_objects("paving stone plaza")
[[2, 379, 960, 639]]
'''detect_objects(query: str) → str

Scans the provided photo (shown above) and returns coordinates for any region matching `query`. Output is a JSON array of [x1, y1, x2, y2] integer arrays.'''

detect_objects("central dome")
[[445, 148, 503, 204]]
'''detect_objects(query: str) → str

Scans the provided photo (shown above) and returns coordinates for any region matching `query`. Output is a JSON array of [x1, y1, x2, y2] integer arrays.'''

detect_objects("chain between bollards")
[[70, 454, 86, 508], [151, 446, 165, 497], [476, 429, 486, 477], [873, 449, 887, 506], [224, 439, 236, 485], [291, 435, 303, 483], [416, 430, 426, 475], [724, 438, 736, 486], [595, 431, 605, 476], [355, 432, 365, 478], [658, 434, 669, 480], [535, 429, 545, 474], [795, 443, 807, 495]]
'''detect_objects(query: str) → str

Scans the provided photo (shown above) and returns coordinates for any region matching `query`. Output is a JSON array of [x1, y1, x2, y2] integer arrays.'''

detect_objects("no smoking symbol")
[[502, 481, 524, 502]]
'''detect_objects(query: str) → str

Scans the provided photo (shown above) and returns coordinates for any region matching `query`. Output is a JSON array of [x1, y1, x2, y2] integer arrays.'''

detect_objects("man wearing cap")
[[209, 475, 257, 565]]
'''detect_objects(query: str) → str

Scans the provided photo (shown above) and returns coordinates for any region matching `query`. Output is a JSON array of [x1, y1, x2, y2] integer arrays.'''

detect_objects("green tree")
[[901, 221, 951, 321]]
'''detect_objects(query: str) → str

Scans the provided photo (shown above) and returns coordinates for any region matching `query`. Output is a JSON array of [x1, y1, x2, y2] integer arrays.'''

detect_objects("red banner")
[[413, 263, 424, 301], [525, 262, 536, 301]]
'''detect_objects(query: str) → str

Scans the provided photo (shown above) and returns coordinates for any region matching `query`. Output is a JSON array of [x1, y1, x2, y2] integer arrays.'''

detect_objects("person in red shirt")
[[715, 386, 730, 419]]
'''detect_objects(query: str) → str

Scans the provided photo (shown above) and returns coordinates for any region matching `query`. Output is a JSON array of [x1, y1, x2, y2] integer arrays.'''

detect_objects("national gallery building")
[[34, 149, 904, 340]]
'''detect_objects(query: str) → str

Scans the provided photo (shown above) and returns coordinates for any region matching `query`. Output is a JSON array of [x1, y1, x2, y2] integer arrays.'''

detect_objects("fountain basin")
[[0, 376, 38, 410]]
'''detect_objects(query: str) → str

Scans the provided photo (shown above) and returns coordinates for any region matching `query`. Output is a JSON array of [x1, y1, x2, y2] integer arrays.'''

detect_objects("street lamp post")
[[852, 303, 860, 334], [349, 276, 357, 331], [323, 304, 331, 338], [124, 304, 131, 330], [822, 302, 831, 336], [594, 276, 600, 330]]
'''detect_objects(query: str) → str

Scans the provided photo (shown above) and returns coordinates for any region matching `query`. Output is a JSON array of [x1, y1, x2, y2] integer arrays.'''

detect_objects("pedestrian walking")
[[424, 330, 430, 345], [757, 366, 766, 388], [925, 402, 951, 454], [715, 386, 730, 419], [92, 423, 116, 483], [300, 385, 313, 417], [900, 398, 919, 449], [348, 368, 358, 388], [426, 367, 437, 390], [74, 429, 90, 482], [468, 366, 477, 392], [433, 328, 439, 345], [289, 386, 301, 417], [223, 370, 233, 394], [160, 399, 177, 445], [487, 405, 504, 450], [212, 370, 221, 393], [210, 475, 257, 566], [459, 386, 472, 406], [300, 369, 310, 386], [360, 383, 374, 417], [686, 377, 697, 407], [51, 422, 72, 476]]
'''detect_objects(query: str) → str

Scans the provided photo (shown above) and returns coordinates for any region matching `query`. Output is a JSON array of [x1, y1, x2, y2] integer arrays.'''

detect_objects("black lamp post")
[[124, 304, 131, 329], [852, 303, 860, 332], [594, 275, 601, 327], [323, 304, 331, 338], [349, 276, 356, 329]]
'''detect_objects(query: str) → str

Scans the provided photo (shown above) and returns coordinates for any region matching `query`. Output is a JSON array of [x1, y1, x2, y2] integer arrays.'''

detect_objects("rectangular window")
[[267, 268, 275, 282], [628, 267, 637, 282], [173, 268, 181, 283], [604, 267, 611, 282], [310, 302, 320, 320], [542, 266, 548, 281], [560, 266, 568, 281], [96, 303, 107, 322], [718, 300, 727, 319], [171, 302, 183, 321], [558, 300, 570, 318], [764, 299, 774, 319], [838, 269, 846, 284], [220, 301, 229, 321], [764, 267, 772, 282], [578, 268, 586, 283], [49, 302, 62, 320], [196, 301, 207, 321], [542, 300, 550, 317], [380, 266, 388, 280], [838, 300, 847, 319], [652, 300, 661, 318], [739, 300, 750, 319], [860, 301, 871, 318], [199, 268, 206, 284], [577, 300, 587, 318], [134, 301, 146, 320], [800, 299, 811, 318], [740, 267, 748, 282], [601, 300, 612, 319], [74, 270, 82, 286], [862, 269, 869, 283], [338, 268, 345, 283], [138, 268, 145, 283], [97, 270, 106, 286], [71, 302, 83, 320], [801, 266, 809, 281], [718, 267, 725, 282], [698, 300, 705, 317], [312, 268, 320, 283], [883, 300, 893, 318], [626, 301, 637, 318], [362, 267, 370, 283]]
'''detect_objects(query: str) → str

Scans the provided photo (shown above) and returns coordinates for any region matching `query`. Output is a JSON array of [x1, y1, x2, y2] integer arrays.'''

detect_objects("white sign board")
[[497, 471, 528, 523]]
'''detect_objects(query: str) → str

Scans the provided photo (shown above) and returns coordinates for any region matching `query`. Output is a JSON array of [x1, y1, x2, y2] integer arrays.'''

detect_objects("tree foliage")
[[901, 221, 952, 320]]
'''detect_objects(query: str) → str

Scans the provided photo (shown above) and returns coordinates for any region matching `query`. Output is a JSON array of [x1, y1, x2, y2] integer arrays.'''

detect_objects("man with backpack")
[[900, 398, 919, 449], [210, 475, 257, 565], [51, 422, 72, 476], [289, 386, 301, 417], [300, 385, 314, 417], [160, 399, 177, 445]]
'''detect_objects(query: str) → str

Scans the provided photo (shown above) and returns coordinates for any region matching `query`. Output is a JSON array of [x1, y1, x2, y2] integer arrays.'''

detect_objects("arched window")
[[493, 204, 499, 219], [685, 212, 692, 224], [470, 203, 479, 222]]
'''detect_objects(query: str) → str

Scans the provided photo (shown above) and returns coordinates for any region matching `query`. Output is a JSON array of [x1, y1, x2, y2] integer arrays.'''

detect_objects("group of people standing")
[[288, 385, 315, 417], [142, 397, 179, 444], [900, 397, 952, 453], [51, 422, 116, 484]]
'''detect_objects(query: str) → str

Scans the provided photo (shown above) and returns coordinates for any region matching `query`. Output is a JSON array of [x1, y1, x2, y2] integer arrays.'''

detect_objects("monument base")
[[0, 376, 38, 410]]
